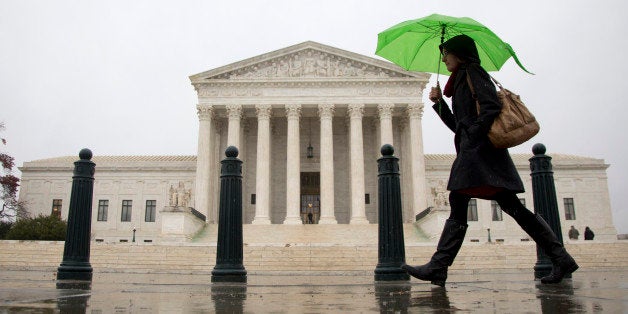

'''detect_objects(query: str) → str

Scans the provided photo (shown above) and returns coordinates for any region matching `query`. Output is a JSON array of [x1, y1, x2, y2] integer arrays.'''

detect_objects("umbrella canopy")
[[376, 14, 532, 75]]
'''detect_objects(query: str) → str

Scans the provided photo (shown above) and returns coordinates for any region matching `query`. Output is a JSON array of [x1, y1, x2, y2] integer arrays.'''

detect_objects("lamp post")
[[306, 118, 314, 158], [487, 228, 492, 243], [132, 228, 136, 243]]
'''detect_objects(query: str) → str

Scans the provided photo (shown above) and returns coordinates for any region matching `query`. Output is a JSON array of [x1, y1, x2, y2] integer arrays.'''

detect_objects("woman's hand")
[[429, 85, 442, 103]]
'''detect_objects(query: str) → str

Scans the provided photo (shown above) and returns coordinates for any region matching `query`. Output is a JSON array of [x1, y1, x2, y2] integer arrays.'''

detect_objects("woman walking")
[[402, 35, 578, 286]]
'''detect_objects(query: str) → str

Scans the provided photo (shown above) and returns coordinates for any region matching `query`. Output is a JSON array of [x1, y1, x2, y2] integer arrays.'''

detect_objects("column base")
[[283, 217, 303, 225], [374, 265, 410, 282], [350, 217, 370, 224], [251, 217, 272, 225], [317, 217, 338, 224]]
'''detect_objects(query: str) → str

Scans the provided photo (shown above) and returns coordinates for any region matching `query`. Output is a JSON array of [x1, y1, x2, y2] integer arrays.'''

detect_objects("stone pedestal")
[[415, 208, 450, 240], [160, 206, 206, 241]]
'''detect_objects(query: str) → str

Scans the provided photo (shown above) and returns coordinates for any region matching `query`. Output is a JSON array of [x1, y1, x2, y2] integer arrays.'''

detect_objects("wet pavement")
[[0, 269, 626, 313]]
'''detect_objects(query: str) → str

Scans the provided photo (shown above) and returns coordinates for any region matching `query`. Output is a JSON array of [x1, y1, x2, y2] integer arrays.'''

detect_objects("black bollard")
[[57, 148, 95, 282], [212, 146, 247, 283], [529, 143, 567, 279], [374, 144, 409, 281]]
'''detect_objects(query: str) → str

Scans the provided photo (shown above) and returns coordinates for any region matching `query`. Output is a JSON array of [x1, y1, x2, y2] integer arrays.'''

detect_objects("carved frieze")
[[195, 83, 421, 100], [208, 49, 410, 80]]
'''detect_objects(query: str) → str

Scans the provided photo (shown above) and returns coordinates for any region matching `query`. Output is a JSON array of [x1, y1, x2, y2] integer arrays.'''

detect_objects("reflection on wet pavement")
[[0, 270, 625, 313]]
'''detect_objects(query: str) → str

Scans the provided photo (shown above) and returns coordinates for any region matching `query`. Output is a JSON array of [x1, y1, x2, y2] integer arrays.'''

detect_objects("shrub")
[[5, 214, 66, 241], [0, 220, 13, 239]]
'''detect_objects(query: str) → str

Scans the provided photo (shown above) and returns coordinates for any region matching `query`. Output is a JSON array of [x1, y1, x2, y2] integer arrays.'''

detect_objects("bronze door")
[[300, 172, 320, 224]]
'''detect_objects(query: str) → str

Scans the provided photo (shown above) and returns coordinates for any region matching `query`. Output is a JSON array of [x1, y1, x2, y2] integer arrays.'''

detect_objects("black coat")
[[433, 63, 524, 199]]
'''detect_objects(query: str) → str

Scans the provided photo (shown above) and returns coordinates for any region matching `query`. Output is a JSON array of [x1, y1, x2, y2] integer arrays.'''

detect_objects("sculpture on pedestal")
[[169, 181, 191, 208]]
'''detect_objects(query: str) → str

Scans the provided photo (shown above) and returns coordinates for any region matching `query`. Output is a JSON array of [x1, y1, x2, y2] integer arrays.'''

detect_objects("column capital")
[[377, 103, 395, 120], [406, 103, 424, 119], [318, 103, 335, 119], [196, 104, 215, 121], [255, 104, 272, 120], [226, 104, 243, 120], [347, 103, 365, 119], [285, 104, 302, 119]]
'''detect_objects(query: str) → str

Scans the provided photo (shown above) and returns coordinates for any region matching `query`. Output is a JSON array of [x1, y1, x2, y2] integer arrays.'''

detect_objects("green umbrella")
[[376, 14, 532, 76]]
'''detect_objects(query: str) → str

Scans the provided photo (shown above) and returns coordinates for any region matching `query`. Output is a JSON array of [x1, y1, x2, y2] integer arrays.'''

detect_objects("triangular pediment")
[[190, 41, 425, 82]]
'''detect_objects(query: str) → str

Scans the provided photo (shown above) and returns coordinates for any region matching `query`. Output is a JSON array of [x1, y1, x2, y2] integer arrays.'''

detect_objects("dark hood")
[[439, 34, 481, 64]]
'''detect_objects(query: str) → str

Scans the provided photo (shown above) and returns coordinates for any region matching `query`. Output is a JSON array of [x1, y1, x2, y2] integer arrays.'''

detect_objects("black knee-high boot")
[[402, 219, 467, 287], [528, 214, 579, 283], [498, 195, 579, 284]]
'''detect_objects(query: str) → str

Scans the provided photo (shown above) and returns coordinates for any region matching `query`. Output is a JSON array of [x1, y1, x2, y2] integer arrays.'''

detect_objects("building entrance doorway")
[[300, 172, 320, 224]]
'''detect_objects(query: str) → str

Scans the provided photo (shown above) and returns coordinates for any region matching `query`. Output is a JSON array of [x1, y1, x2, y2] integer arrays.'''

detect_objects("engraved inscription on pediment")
[[209, 49, 409, 79]]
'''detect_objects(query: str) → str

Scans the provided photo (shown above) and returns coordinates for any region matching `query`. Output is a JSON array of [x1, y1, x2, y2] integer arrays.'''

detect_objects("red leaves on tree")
[[0, 153, 14, 171], [1, 175, 19, 198]]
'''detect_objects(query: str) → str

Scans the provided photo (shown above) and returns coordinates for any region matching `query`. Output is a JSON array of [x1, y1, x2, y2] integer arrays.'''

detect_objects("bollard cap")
[[380, 144, 394, 156], [79, 148, 92, 160], [225, 146, 239, 158], [532, 143, 546, 155]]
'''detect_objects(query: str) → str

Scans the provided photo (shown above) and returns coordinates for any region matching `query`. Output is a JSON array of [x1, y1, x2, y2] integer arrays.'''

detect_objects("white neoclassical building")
[[190, 41, 430, 226], [17, 42, 618, 243]]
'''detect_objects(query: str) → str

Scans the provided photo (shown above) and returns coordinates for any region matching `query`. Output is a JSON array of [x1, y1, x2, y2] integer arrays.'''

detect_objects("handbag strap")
[[465, 72, 481, 115], [489, 75, 505, 91], [466, 72, 505, 115]]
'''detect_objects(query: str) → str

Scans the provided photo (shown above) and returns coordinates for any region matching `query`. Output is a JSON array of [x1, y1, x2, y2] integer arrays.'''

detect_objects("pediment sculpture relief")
[[210, 49, 408, 80]]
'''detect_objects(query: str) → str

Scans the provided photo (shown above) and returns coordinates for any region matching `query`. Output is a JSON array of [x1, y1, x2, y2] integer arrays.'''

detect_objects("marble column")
[[348, 104, 368, 224], [226, 104, 242, 148], [407, 103, 428, 216], [318, 104, 337, 224], [195, 105, 215, 222], [378, 103, 395, 147], [252, 104, 272, 224], [284, 104, 302, 224]]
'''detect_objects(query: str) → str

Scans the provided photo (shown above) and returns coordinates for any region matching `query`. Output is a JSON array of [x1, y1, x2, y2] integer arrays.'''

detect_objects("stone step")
[[1, 240, 627, 273], [191, 223, 432, 245]]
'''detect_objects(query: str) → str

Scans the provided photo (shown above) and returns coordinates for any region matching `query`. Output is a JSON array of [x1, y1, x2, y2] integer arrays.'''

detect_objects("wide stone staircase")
[[1, 224, 627, 274]]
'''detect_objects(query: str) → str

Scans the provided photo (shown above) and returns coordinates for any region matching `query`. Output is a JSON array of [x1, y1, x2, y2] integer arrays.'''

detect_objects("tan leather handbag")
[[466, 73, 540, 149]]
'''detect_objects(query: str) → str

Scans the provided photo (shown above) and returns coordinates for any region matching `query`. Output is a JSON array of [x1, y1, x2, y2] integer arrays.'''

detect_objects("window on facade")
[[51, 199, 62, 218], [251, 194, 256, 205], [97, 200, 108, 221], [121, 200, 132, 222], [564, 198, 576, 220], [491, 200, 503, 221], [365, 194, 370, 205], [145, 200, 156, 222], [467, 199, 478, 221]]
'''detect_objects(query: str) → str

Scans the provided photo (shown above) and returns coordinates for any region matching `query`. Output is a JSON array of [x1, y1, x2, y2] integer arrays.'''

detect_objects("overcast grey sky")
[[1, 1, 627, 232]]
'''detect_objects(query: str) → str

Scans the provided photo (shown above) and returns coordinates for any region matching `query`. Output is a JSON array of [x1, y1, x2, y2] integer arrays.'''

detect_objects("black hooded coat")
[[433, 35, 524, 198]]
